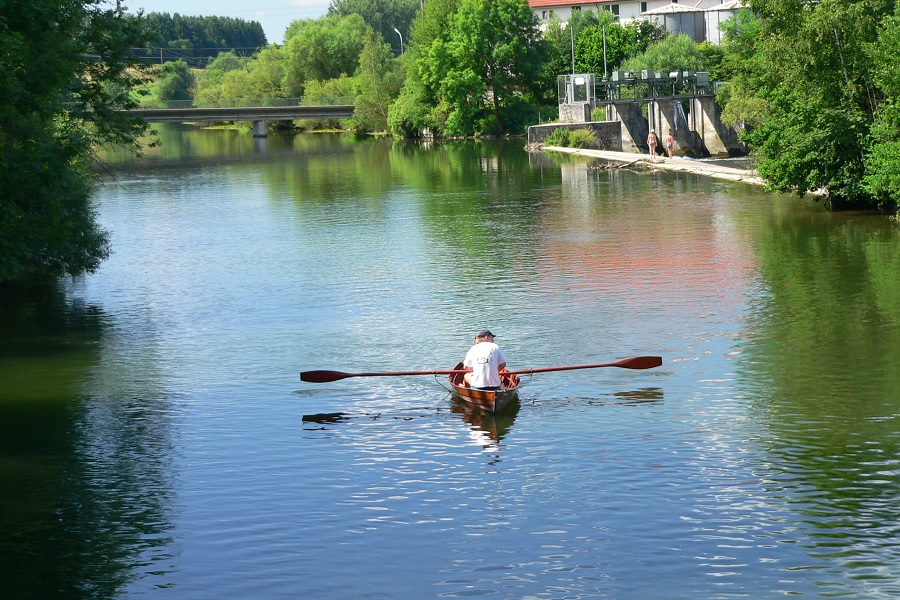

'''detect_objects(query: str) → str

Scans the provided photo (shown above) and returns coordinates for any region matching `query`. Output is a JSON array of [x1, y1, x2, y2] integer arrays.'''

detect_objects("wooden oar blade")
[[301, 368, 471, 383], [615, 356, 663, 369], [300, 370, 355, 383]]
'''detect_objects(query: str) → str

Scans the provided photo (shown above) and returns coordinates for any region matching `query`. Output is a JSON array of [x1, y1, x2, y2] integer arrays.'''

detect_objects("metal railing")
[[134, 98, 355, 109]]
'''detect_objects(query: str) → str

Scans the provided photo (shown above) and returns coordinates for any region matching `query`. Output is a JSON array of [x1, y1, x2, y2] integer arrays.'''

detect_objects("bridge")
[[130, 103, 355, 137]]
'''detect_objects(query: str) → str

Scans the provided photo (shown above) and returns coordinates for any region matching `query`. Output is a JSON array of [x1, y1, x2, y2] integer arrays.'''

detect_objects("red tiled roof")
[[528, 0, 614, 7]]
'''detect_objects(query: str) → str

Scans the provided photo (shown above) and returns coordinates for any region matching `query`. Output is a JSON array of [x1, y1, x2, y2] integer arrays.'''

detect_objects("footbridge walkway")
[[129, 101, 354, 136]]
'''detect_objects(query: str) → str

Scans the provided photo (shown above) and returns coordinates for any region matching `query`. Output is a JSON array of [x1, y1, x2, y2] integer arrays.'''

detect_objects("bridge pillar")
[[690, 97, 734, 157], [608, 103, 646, 153], [653, 99, 693, 155], [252, 120, 268, 137]]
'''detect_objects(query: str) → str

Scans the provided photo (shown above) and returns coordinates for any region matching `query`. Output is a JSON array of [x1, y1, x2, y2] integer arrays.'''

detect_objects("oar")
[[301, 369, 470, 383], [300, 356, 662, 384], [506, 356, 662, 376]]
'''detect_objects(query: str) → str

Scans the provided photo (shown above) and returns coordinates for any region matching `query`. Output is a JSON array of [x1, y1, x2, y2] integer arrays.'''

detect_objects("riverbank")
[[542, 146, 767, 187]]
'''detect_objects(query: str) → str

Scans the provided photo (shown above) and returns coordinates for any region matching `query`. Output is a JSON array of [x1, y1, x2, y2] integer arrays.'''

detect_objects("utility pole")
[[570, 24, 575, 75], [393, 27, 403, 55], [602, 25, 607, 80]]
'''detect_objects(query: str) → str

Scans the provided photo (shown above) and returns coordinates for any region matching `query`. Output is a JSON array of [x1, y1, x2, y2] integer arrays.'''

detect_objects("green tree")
[[1, 0, 154, 282], [573, 13, 665, 77], [193, 51, 248, 106], [535, 12, 666, 106], [577, 14, 624, 77], [619, 34, 709, 76], [245, 45, 287, 100], [863, 8, 900, 205], [729, 0, 893, 205], [388, 0, 461, 136], [327, 0, 420, 55], [353, 31, 405, 133], [154, 59, 195, 103], [141, 12, 266, 63], [716, 9, 769, 129], [536, 16, 574, 105], [283, 15, 369, 97], [420, 0, 543, 135], [219, 69, 255, 106]]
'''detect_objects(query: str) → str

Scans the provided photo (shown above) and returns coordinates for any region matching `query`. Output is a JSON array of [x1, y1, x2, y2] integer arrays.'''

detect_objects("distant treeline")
[[135, 13, 267, 65]]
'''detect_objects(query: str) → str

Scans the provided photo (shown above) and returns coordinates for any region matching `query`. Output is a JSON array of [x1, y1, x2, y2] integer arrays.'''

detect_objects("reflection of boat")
[[448, 361, 521, 413], [450, 396, 520, 443]]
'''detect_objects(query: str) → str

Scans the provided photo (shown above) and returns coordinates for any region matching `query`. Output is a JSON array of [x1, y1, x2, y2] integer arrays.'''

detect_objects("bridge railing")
[[135, 98, 355, 109]]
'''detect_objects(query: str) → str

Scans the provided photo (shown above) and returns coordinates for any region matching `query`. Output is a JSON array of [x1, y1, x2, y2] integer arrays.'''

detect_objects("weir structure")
[[544, 71, 742, 157]]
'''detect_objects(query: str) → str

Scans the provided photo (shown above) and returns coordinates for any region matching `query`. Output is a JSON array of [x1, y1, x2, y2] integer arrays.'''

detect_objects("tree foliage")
[[195, 45, 288, 106], [1, 0, 155, 282], [283, 15, 370, 97], [388, 0, 460, 136], [574, 13, 667, 76], [153, 59, 195, 103], [353, 31, 406, 133], [533, 12, 666, 106], [619, 34, 710, 76], [862, 7, 900, 204], [327, 0, 419, 55], [141, 12, 267, 64], [721, 0, 896, 205], [193, 51, 249, 106], [412, 0, 543, 135]]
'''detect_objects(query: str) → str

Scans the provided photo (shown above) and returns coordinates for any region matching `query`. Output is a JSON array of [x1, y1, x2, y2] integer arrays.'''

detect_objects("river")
[[1, 124, 898, 598]]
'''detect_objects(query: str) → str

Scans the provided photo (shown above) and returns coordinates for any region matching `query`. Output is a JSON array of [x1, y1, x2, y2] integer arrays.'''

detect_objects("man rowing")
[[463, 330, 507, 390]]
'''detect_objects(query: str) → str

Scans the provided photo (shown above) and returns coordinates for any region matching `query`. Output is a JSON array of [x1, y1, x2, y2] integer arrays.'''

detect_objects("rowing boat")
[[447, 361, 521, 413]]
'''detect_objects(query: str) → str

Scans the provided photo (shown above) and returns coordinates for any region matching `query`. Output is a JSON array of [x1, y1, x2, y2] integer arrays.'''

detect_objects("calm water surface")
[[1, 125, 898, 598]]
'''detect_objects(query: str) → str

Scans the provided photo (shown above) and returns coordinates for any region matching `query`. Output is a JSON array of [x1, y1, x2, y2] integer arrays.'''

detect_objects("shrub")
[[544, 128, 570, 146], [568, 129, 597, 148], [544, 127, 596, 148]]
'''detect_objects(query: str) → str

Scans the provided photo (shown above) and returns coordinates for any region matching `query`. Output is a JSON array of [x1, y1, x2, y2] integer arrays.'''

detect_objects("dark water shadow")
[[1, 278, 176, 598], [567, 387, 665, 407]]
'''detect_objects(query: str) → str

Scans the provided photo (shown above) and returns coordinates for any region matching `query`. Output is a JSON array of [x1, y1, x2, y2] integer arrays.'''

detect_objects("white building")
[[528, 0, 746, 44], [704, 0, 748, 44]]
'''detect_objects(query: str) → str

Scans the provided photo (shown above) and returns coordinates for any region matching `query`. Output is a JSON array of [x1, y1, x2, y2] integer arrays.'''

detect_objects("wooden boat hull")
[[448, 362, 520, 413]]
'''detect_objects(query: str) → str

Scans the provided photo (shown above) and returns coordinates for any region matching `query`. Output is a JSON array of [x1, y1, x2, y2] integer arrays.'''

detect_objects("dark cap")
[[476, 330, 495, 338]]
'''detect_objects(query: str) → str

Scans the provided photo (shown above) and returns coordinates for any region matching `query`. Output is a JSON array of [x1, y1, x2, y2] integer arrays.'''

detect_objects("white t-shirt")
[[463, 342, 507, 388]]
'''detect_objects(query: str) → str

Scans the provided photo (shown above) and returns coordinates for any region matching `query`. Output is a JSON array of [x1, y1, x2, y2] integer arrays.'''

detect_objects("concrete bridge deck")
[[129, 104, 355, 136]]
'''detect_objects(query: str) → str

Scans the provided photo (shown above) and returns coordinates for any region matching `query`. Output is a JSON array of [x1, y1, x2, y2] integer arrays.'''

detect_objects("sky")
[[128, 0, 332, 45]]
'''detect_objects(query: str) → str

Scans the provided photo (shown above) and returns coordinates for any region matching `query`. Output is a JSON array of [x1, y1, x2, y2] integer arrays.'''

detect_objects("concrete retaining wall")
[[559, 102, 592, 123], [527, 122, 622, 151]]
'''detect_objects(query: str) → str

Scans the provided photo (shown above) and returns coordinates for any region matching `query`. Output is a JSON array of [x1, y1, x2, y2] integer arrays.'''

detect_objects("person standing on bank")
[[647, 129, 659, 157], [463, 330, 507, 390], [665, 130, 675, 158]]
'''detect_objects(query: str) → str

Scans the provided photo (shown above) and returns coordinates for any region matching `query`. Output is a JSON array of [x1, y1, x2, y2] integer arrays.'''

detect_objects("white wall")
[[533, 1, 731, 26], [533, 1, 736, 45]]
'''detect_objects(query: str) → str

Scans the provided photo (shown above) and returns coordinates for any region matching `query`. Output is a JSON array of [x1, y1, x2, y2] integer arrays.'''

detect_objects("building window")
[[573, 6, 581, 11], [542, 10, 548, 20], [641, 2, 647, 12], [603, 5, 620, 20]]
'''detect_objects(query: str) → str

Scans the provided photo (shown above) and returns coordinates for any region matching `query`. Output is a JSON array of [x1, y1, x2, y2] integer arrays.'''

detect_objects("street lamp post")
[[393, 27, 403, 55]]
